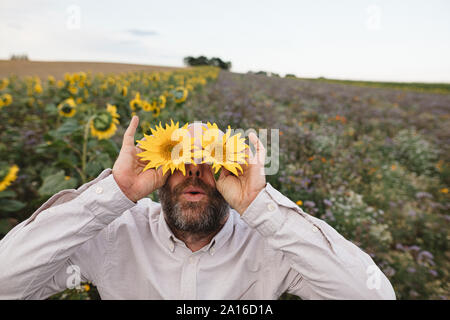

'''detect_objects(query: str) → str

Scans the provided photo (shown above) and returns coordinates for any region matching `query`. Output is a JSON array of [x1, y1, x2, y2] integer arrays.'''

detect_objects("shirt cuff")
[[75, 169, 137, 225]]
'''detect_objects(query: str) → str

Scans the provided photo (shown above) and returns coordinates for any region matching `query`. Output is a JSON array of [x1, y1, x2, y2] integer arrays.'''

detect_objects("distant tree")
[[285, 74, 296, 78], [253, 71, 280, 77], [183, 56, 231, 70], [10, 54, 29, 61]]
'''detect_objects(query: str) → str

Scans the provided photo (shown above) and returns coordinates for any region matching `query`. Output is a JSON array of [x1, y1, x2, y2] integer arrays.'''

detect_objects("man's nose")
[[186, 164, 201, 178]]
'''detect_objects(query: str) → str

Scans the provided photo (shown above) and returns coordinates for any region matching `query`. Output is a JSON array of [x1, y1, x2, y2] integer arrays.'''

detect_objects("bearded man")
[[0, 117, 395, 300]]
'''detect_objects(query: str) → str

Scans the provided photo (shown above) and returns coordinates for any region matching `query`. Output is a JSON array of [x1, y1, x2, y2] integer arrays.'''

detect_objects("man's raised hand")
[[112, 116, 168, 203], [215, 132, 267, 215]]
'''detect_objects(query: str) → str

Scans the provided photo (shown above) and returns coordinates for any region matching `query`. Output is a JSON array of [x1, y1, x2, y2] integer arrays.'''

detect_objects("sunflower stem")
[[81, 115, 96, 183]]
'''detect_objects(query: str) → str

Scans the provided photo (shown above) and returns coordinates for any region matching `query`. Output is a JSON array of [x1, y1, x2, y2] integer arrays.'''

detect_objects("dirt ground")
[[0, 60, 183, 79]]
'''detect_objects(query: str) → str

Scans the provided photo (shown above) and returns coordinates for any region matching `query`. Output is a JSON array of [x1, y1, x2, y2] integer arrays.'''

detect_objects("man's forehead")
[[187, 122, 224, 145]]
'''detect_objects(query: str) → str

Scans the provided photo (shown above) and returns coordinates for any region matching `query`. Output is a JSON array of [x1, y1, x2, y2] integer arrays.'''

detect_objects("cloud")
[[127, 29, 158, 37]]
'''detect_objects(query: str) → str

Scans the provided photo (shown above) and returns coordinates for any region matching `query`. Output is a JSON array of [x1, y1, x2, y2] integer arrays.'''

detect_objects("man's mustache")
[[172, 177, 216, 199]]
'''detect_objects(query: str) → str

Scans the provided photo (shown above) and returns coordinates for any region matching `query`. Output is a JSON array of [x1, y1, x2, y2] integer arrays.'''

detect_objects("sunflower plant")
[[0, 163, 19, 193], [57, 98, 77, 118], [90, 104, 120, 140], [173, 87, 189, 104]]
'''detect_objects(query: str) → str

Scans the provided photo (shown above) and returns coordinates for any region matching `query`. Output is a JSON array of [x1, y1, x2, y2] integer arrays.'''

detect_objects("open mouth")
[[181, 186, 207, 201]]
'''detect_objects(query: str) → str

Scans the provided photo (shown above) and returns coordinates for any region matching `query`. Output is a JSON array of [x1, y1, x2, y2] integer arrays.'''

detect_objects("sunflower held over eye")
[[0, 164, 19, 192], [196, 122, 249, 176], [90, 103, 120, 140], [136, 120, 195, 176], [57, 98, 77, 117], [173, 87, 188, 104]]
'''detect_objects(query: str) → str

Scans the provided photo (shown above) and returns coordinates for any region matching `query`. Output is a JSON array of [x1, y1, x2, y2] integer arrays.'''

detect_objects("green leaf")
[[41, 167, 59, 180], [87, 139, 99, 150], [0, 218, 18, 234], [45, 103, 58, 115], [97, 153, 112, 169], [0, 190, 16, 198], [85, 161, 103, 177], [38, 170, 77, 196], [0, 199, 26, 212], [55, 119, 81, 136], [98, 139, 119, 158]]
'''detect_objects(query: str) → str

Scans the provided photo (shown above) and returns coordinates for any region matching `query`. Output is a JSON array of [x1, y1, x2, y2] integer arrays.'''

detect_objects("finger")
[[248, 132, 265, 165], [240, 144, 252, 171], [215, 167, 232, 192], [122, 116, 139, 149]]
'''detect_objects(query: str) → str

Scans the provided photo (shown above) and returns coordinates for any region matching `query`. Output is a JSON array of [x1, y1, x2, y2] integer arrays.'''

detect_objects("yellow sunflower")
[[121, 86, 128, 97], [0, 164, 19, 192], [90, 103, 120, 140], [0, 78, 9, 90], [173, 87, 188, 104], [136, 120, 195, 175], [158, 95, 166, 109], [129, 92, 142, 111], [141, 100, 156, 112], [152, 106, 161, 118], [68, 86, 78, 95], [197, 123, 248, 176], [34, 83, 43, 94], [1, 93, 13, 107], [57, 98, 77, 117]]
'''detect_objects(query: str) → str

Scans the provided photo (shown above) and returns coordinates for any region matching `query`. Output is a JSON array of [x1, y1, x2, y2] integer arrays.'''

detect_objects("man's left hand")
[[215, 132, 266, 215]]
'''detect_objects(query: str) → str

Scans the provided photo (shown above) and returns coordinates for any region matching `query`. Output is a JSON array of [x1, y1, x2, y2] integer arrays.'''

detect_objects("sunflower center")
[[210, 142, 227, 162], [174, 90, 184, 99], [62, 105, 73, 114], [93, 112, 113, 131], [163, 140, 183, 160]]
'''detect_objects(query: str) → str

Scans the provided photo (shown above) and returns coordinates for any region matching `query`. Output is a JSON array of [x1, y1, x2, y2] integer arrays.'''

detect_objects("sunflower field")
[[0, 67, 449, 300], [0, 66, 218, 232]]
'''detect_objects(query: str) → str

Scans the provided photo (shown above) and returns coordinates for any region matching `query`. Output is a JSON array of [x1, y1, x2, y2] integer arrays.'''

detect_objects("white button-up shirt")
[[0, 169, 395, 300]]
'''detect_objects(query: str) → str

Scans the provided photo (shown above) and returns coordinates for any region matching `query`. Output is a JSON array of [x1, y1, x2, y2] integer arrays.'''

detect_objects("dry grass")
[[0, 60, 183, 79]]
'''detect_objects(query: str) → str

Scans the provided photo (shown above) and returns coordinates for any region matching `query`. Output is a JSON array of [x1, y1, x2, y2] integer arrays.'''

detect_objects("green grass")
[[297, 77, 450, 94]]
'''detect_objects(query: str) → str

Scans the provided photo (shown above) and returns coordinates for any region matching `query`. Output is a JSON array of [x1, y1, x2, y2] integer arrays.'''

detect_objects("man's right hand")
[[112, 116, 168, 203]]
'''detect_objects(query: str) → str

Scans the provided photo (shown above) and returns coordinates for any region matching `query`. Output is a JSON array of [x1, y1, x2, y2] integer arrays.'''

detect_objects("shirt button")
[[169, 242, 175, 252], [210, 247, 216, 255], [95, 187, 103, 194], [189, 257, 195, 264], [267, 203, 276, 211], [312, 226, 319, 233]]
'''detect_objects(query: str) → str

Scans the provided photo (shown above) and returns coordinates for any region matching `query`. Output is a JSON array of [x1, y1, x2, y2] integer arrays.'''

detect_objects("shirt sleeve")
[[0, 168, 136, 299], [240, 183, 396, 300]]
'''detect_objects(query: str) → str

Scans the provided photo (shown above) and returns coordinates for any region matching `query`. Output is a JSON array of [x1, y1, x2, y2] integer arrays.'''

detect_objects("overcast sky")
[[1, 0, 449, 82]]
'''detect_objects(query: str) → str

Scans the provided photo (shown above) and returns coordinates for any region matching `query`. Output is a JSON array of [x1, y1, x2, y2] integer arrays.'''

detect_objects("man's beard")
[[158, 177, 229, 236]]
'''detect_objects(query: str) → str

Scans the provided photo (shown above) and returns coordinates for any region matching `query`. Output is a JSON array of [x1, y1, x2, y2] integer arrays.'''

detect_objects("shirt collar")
[[155, 206, 234, 255]]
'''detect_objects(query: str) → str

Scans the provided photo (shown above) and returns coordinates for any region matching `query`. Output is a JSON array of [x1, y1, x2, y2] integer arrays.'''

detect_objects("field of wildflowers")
[[0, 67, 448, 299]]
